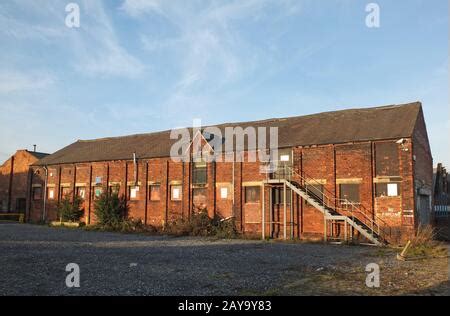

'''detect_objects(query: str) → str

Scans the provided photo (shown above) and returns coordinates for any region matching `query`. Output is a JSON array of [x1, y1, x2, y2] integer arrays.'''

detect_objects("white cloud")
[[122, 0, 309, 119], [120, 0, 162, 17], [0, 3, 65, 41], [0, 0, 145, 79], [0, 70, 55, 94], [71, 0, 145, 78]]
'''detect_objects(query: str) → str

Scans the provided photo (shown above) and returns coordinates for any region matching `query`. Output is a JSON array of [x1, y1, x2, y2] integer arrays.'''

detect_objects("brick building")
[[28, 102, 432, 244], [432, 163, 449, 239], [0, 149, 49, 214]]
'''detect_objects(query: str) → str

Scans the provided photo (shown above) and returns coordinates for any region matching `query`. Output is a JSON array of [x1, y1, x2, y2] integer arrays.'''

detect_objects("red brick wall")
[[0, 150, 40, 214], [147, 158, 168, 226], [215, 160, 234, 219], [412, 109, 433, 228], [28, 131, 431, 245], [294, 145, 335, 238]]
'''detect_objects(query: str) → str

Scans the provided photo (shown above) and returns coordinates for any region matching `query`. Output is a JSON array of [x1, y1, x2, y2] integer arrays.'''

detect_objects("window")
[[48, 188, 55, 200], [193, 161, 207, 185], [128, 186, 139, 200], [245, 186, 260, 203], [376, 183, 400, 197], [280, 155, 290, 162], [149, 185, 161, 201], [387, 183, 398, 196], [375, 142, 399, 176], [76, 187, 86, 199], [339, 184, 360, 203], [60, 187, 71, 198], [93, 187, 102, 199], [33, 187, 42, 200], [171, 185, 182, 201], [220, 187, 228, 199], [95, 176, 102, 185], [109, 185, 120, 195], [193, 188, 207, 211]]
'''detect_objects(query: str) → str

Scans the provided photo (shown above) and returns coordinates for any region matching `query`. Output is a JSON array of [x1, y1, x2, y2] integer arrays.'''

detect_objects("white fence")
[[434, 205, 450, 218]]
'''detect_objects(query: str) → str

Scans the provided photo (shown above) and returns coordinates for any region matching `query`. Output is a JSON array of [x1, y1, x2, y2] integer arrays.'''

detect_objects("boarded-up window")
[[48, 188, 55, 200], [149, 185, 161, 201], [109, 185, 120, 195], [76, 187, 86, 199], [376, 183, 400, 197], [60, 187, 71, 198], [339, 184, 360, 203], [128, 186, 139, 200], [245, 186, 260, 203], [280, 155, 290, 162], [171, 185, 182, 201], [193, 161, 207, 185], [33, 187, 42, 200], [375, 142, 399, 176], [220, 187, 228, 199], [93, 187, 103, 199], [193, 188, 207, 211]]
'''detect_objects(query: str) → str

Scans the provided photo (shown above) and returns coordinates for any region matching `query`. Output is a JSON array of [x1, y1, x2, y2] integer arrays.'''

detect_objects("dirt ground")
[[261, 246, 449, 296], [0, 223, 448, 296]]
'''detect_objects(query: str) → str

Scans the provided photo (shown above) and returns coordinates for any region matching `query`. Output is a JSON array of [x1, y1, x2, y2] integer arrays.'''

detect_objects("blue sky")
[[0, 0, 448, 165]]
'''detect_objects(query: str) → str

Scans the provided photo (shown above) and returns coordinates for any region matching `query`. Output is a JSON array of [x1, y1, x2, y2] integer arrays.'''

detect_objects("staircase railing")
[[265, 163, 392, 243]]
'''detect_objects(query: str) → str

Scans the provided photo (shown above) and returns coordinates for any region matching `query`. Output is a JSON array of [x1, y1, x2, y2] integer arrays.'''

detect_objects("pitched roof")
[[34, 102, 422, 166], [27, 151, 50, 160]]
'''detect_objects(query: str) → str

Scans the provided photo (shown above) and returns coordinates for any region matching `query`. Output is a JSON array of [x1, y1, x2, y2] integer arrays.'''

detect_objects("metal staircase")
[[263, 165, 391, 246]]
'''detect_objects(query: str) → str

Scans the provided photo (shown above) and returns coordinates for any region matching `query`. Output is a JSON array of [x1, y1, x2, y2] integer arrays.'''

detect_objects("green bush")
[[213, 217, 238, 239], [93, 192, 129, 228], [57, 195, 84, 222]]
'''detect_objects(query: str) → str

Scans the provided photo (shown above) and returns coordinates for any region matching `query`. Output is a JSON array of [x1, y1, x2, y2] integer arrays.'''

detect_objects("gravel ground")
[[0, 223, 448, 296]]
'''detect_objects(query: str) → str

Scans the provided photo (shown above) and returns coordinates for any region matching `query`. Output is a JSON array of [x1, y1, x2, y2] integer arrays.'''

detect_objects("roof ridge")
[[75, 101, 421, 143], [34, 101, 423, 166]]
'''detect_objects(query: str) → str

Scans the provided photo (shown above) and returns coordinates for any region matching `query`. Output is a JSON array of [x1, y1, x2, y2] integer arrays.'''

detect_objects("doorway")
[[16, 198, 26, 214]]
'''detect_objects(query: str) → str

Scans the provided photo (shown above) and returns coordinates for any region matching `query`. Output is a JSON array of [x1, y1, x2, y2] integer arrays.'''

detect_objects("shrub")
[[190, 211, 215, 236], [164, 211, 238, 238], [93, 192, 129, 228], [213, 217, 238, 239], [406, 225, 447, 258], [118, 218, 158, 234], [57, 195, 84, 222], [164, 217, 193, 236], [411, 225, 436, 247]]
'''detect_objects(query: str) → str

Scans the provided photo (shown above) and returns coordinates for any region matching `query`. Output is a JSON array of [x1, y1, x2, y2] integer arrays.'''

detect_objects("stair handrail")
[[300, 169, 392, 242], [336, 198, 392, 240], [272, 164, 392, 242]]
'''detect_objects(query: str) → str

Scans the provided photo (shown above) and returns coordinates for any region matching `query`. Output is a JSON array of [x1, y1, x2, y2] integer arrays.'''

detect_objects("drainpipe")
[[7, 155, 14, 212], [42, 166, 48, 222], [232, 161, 235, 217], [133, 152, 137, 185]]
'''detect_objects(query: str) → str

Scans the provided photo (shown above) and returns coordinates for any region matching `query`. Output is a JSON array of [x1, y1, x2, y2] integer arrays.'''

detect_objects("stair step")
[[282, 179, 383, 245]]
